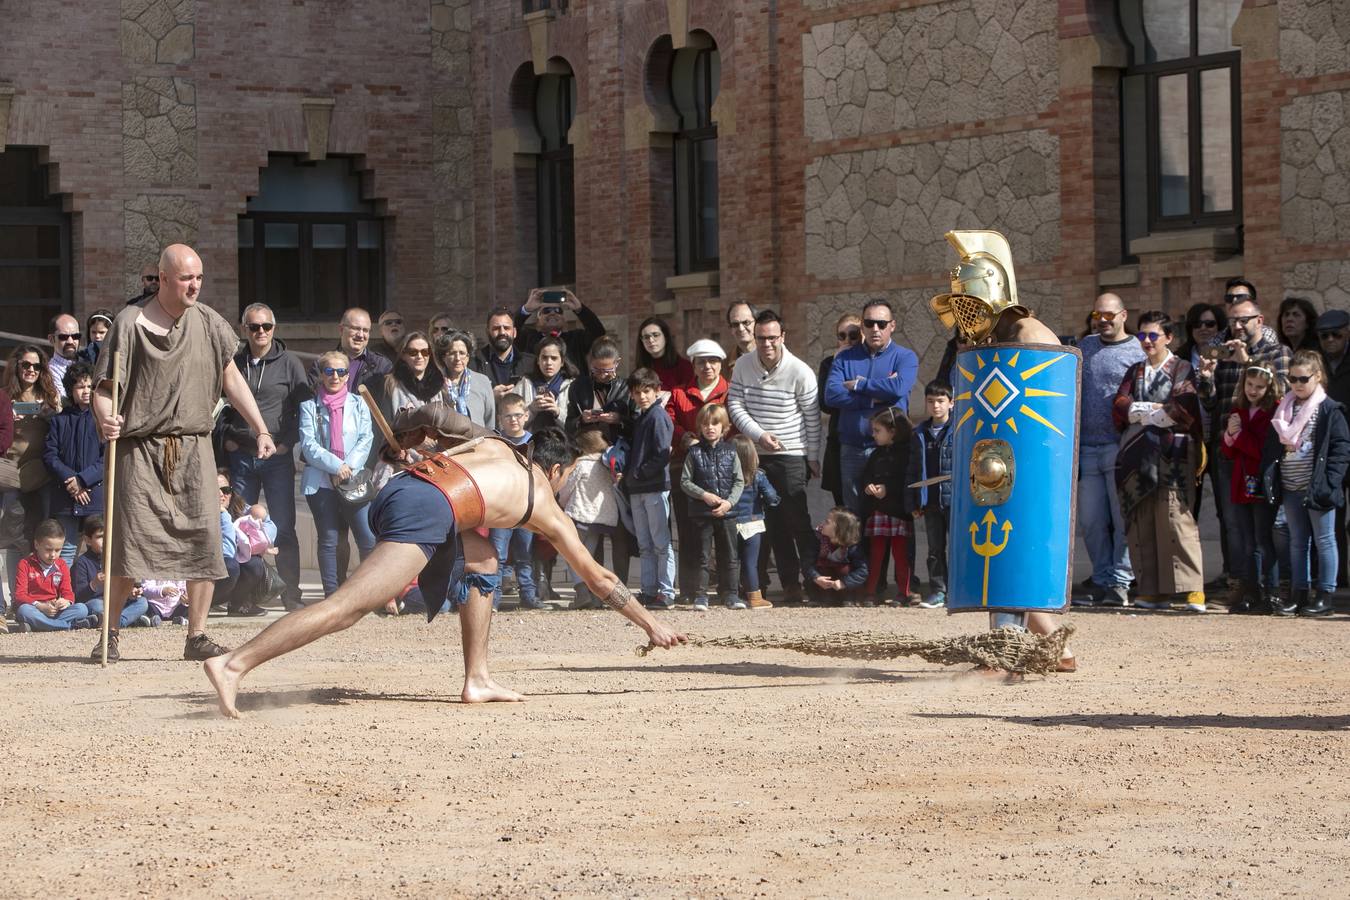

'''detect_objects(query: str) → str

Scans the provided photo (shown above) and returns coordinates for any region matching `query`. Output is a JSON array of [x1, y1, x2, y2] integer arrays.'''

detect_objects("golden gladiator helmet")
[[929, 230, 1028, 344]]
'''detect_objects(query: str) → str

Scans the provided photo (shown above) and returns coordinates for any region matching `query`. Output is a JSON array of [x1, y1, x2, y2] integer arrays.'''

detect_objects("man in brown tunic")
[[91, 244, 276, 662]]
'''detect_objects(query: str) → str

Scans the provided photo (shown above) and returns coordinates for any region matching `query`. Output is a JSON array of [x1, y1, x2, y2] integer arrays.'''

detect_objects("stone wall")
[[120, 0, 194, 65], [122, 76, 196, 185], [1280, 0, 1349, 78], [1283, 259, 1350, 310], [431, 0, 476, 313], [124, 194, 199, 289], [801, 0, 1057, 141], [1281, 88, 1350, 244], [804, 130, 1060, 281]]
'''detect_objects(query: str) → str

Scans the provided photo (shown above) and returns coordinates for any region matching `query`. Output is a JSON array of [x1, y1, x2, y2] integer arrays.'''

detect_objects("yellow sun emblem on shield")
[[954, 350, 1068, 437]]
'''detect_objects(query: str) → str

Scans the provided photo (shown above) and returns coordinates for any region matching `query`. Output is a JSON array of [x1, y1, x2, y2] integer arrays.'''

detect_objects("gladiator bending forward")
[[206, 408, 685, 717]]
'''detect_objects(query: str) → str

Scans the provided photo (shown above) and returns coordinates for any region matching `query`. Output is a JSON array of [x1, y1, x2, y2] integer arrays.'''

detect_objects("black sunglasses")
[[219, 485, 234, 495], [17, 361, 40, 371], [321, 367, 349, 377], [1196, 319, 1218, 328], [1319, 330, 1346, 340], [540, 306, 563, 316], [1289, 375, 1315, 384], [246, 322, 275, 333], [837, 329, 861, 341], [1230, 314, 1261, 326], [1223, 293, 1250, 304], [143, 275, 159, 282], [56, 332, 80, 341], [862, 318, 892, 329]]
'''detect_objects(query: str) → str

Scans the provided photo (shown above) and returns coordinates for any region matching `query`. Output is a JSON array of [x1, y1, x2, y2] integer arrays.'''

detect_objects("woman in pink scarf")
[[298, 351, 377, 596], [1261, 349, 1350, 617]]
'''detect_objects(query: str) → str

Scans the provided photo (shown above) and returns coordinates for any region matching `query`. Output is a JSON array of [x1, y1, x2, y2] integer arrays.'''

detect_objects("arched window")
[[1119, 0, 1243, 246], [535, 71, 576, 285], [237, 154, 384, 320], [0, 148, 71, 336], [670, 41, 720, 273]]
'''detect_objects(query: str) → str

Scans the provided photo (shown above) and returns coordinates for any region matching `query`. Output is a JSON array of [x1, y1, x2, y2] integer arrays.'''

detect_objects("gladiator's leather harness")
[[406, 436, 535, 530]]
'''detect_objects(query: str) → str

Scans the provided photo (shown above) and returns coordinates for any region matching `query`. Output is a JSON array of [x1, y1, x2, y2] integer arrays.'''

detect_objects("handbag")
[[333, 470, 375, 508]]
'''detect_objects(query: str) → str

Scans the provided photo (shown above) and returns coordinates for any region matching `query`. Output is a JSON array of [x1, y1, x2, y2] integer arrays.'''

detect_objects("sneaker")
[[519, 598, 545, 610], [183, 633, 230, 660], [148, 614, 162, 627], [725, 596, 747, 610], [919, 592, 945, 609], [13, 621, 32, 634], [693, 597, 710, 611], [1132, 596, 1169, 610], [227, 604, 269, 617], [1183, 591, 1206, 614], [171, 615, 188, 626], [135, 614, 152, 627], [656, 594, 676, 610], [1098, 586, 1130, 608], [569, 586, 599, 610], [89, 630, 120, 662]]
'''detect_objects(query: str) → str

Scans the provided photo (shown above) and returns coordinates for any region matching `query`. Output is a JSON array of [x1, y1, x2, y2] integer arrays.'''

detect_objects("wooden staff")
[[357, 384, 401, 455], [99, 351, 121, 668]]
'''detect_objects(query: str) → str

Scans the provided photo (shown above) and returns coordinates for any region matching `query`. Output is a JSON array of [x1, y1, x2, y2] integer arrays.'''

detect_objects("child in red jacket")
[[14, 518, 91, 632], [1219, 364, 1281, 613]]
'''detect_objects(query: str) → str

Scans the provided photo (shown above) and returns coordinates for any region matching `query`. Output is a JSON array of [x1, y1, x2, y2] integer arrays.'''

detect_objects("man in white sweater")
[[727, 309, 822, 603]]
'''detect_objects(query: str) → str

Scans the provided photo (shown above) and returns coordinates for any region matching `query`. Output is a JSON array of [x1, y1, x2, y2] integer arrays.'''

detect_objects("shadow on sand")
[[917, 711, 1350, 731]]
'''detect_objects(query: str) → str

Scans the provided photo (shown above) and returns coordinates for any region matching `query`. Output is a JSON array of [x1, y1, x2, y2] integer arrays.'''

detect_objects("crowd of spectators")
[[4, 270, 1348, 633]]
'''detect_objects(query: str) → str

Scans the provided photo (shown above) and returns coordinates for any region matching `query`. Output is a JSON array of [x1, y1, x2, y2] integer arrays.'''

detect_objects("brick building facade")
[[1, 0, 1347, 400]]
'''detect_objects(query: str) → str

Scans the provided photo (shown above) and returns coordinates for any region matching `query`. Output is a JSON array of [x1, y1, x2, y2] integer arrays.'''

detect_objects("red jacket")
[[15, 555, 74, 606], [1219, 407, 1274, 504], [667, 378, 732, 462]]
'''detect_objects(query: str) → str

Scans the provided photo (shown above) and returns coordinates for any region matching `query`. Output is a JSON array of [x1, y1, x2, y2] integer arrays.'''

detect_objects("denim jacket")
[[299, 394, 374, 496]]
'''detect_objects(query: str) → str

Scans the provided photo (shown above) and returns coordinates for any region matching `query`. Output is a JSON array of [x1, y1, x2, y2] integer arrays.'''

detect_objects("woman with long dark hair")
[[1277, 296, 1320, 354], [516, 335, 577, 432], [634, 316, 693, 392], [1, 344, 61, 550]]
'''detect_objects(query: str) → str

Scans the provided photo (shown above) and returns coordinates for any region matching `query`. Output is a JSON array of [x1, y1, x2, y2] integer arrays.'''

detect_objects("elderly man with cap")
[[667, 339, 732, 603]]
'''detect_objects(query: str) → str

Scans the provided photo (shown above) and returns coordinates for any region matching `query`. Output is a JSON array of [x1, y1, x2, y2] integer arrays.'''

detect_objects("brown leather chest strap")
[[407, 454, 486, 530]]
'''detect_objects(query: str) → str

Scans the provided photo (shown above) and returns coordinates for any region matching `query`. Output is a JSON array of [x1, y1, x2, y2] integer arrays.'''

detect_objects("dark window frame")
[[535, 73, 577, 286], [671, 46, 720, 274], [237, 211, 384, 321], [1119, 0, 1243, 237], [0, 147, 72, 332]]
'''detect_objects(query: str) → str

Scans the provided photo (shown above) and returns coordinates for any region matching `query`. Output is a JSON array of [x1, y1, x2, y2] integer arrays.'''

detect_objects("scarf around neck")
[[1272, 385, 1326, 448], [320, 384, 349, 458], [534, 371, 565, 400]]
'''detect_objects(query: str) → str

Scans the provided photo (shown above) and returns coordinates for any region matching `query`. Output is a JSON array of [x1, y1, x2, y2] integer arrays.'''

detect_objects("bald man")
[[91, 244, 275, 663]]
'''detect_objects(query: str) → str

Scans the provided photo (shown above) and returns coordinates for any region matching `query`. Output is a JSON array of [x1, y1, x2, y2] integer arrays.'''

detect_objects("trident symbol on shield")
[[969, 510, 1013, 607]]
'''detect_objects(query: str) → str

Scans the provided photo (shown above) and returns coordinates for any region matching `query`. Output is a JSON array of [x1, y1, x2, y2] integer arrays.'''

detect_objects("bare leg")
[[185, 578, 215, 638], [458, 530, 523, 703], [103, 576, 135, 632], [205, 542, 428, 718], [1027, 611, 1075, 665]]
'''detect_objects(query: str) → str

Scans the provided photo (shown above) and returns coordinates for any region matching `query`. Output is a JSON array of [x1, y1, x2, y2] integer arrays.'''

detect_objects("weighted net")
[[639, 625, 1074, 675]]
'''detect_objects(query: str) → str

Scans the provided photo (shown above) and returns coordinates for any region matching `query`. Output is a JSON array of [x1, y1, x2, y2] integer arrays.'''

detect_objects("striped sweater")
[[727, 344, 822, 460]]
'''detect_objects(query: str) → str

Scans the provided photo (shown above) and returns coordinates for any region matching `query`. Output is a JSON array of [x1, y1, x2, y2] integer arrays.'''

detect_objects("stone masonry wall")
[[1280, 0, 1349, 78], [801, 0, 1057, 142], [804, 130, 1060, 281], [1281, 88, 1350, 244]]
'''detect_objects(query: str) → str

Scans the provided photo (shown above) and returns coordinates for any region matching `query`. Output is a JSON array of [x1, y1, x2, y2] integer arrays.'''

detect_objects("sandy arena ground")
[[2, 604, 1349, 898]]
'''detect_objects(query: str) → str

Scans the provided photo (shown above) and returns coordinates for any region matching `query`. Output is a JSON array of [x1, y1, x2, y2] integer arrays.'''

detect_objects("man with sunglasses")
[[126, 264, 160, 305], [372, 309, 406, 361], [1197, 294, 1292, 599], [1074, 293, 1145, 607], [219, 303, 310, 611], [725, 301, 758, 369], [512, 287, 605, 372], [46, 313, 82, 400], [824, 300, 918, 514]]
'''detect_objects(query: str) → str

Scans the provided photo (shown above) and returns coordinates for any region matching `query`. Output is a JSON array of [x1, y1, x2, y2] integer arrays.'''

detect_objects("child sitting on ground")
[[802, 507, 869, 605], [73, 515, 154, 627], [142, 579, 190, 625], [559, 425, 621, 610], [860, 406, 914, 606], [14, 518, 92, 632]]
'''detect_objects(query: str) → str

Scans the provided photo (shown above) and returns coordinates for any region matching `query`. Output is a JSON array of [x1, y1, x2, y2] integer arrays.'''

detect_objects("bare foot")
[[461, 677, 526, 703], [203, 655, 242, 719]]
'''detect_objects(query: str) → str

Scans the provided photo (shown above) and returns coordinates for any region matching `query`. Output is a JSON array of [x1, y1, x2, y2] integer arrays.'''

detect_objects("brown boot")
[[747, 590, 773, 610]]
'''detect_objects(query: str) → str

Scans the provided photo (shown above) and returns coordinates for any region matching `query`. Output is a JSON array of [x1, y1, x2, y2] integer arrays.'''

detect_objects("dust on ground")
[[3, 606, 1348, 898]]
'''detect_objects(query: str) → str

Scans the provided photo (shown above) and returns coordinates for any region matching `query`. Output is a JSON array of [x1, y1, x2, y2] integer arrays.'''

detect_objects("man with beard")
[[470, 307, 536, 399], [47, 314, 82, 400], [513, 288, 605, 373]]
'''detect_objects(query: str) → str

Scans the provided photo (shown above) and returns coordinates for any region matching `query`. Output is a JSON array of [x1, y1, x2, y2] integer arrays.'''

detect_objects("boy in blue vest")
[[909, 381, 954, 609], [679, 403, 745, 610]]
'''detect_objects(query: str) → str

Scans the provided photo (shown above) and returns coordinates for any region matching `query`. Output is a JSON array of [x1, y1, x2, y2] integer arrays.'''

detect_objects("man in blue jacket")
[[825, 299, 919, 513]]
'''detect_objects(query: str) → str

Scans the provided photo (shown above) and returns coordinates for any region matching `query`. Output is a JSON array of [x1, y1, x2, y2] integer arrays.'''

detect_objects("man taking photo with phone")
[[513, 288, 605, 372]]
